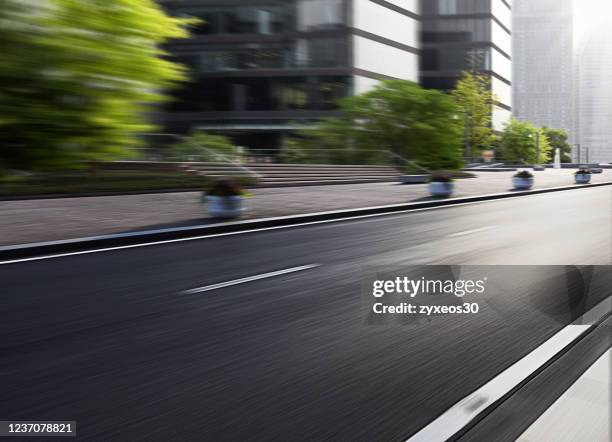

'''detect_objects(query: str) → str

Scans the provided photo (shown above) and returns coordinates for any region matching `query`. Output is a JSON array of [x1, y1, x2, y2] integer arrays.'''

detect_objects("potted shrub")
[[429, 173, 454, 197], [512, 170, 534, 190], [574, 168, 592, 184], [204, 179, 245, 219]]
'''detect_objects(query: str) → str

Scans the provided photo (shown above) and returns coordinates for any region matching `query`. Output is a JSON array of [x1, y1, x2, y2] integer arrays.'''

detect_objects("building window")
[[422, 18, 491, 42], [294, 37, 348, 68], [178, 6, 292, 35], [466, 48, 491, 70], [432, 0, 490, 15], [277, 82, 310, 110], [297, 0, 345, 31], [439, 0, 457, 15], [318, 77, 350, 110]]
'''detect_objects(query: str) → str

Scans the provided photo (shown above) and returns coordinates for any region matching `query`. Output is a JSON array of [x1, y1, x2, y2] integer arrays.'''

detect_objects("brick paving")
[[2, 169, 611, 246]]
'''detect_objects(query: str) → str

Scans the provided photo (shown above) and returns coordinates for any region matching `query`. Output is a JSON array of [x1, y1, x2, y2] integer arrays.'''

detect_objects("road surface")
[[0, 187, 610, 441]]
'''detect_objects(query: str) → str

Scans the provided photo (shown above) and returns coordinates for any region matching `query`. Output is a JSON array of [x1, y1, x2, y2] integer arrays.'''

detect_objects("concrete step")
[[197, 166, 398, 172], [204, 172, 400, 180], [257, 178, 398, 187], [192, 167, 398, 174], [262, 174, 399, 181], [187, 163, 401, 186]]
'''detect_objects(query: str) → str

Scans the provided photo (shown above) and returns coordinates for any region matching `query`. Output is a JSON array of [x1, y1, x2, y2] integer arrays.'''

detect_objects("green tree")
[[499, 119, 551, 164], [293, 80, 464, 169], [451, 72, 497, 158], [0, 0, 191, 171], [542, 127, 572, 163], [172, 131, 236, 161]]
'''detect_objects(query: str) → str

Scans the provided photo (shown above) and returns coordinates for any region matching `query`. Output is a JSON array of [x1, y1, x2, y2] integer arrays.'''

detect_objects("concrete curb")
[[1, 181, 611, 261], [0, 179, 403, 201], [0, 188, 206, 201]]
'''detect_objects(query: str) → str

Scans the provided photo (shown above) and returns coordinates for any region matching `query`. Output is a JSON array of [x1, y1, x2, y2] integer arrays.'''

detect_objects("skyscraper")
[[575, 19, 612, 163], [159, 0, 420, 151], [513, 0, 574, 141], [419, 0, 512, 131]]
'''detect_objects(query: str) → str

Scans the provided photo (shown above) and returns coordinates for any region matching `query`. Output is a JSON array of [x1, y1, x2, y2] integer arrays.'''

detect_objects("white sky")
[[575, 0, 612, 42]]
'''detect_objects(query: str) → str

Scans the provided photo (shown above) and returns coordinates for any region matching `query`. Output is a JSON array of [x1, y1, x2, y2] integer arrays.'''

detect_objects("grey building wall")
[[513, 0, 574, 142], [575, 20, 612, 163]]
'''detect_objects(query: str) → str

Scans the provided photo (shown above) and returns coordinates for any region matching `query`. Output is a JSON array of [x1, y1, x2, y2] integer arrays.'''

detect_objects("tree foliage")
[[499, 119, 551, 164], [290, 80, 464, 169], [0, 0, 191, 171], [451, 72, 497, 157], [172, 131, 236, 161], [542, 127, 572, 163]]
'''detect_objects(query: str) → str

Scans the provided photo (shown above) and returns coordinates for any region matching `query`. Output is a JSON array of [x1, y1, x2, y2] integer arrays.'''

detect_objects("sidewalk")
[[2, 169, 611, 246], [517, 348, 611, 442]]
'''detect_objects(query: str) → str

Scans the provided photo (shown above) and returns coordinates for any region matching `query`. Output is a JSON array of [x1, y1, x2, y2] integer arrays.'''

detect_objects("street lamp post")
[[535, 130, 540, 165], [464, 112, 471, 164], [574, 143, 581, 163]]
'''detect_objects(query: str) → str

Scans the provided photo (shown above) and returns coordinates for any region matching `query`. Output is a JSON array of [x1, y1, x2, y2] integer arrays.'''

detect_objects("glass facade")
[[422, 18, 492, 43], [422, 0, 492, 16], [174, 1, 346, 36], [420, 0, 512, 130], [175, 36, 348, 73], [160, 0, 419, 149], [297, 0, 345, 31], [422, 47, 491, 71], [162, 0, 352, 121], [167, 76, 351, 113], [178, 6, 294, 35]]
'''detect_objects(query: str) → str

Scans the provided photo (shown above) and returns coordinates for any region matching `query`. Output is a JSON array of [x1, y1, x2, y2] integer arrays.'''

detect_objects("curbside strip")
[[1, 181, 611, 261]]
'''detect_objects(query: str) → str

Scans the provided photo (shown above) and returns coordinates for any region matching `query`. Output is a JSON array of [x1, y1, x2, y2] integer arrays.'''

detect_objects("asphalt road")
[[0, 187, 610, 441]]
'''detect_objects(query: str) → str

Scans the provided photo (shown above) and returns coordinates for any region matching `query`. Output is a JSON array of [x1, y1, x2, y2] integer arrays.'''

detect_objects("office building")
[[159, 0, 420, 151], [575, 20, 612, 163], [513, 0, 574, 142], [420, 0, 512, 131]]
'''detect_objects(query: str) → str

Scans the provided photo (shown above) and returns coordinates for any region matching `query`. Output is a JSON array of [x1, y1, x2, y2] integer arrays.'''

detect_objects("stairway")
[[186, 163, 402, 187]]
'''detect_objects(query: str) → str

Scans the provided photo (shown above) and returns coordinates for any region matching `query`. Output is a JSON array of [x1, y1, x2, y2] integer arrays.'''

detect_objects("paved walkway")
[[2, 169, 611, 246], [517, 349, 611, 442]]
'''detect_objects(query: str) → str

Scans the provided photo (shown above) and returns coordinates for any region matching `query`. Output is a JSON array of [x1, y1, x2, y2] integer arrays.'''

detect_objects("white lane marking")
[[406, 296, 612, 442], [447, 226, 497, 238], [180, 264, 320, 295], [1, 185, 609, 266]]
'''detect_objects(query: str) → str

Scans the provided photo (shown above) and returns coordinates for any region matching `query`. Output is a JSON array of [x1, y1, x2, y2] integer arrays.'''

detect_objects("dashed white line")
[[180, 264, 321, 295], [447, 226, 497, 238]]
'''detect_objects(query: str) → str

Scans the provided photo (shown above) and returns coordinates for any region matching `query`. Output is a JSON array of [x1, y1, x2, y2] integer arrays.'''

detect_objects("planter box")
[[206, 195, 244, 219], [512, 177, 534, 190], [429, 181, 454, 197], [575, 174, 592, 184], [400, 174, 430, 184]]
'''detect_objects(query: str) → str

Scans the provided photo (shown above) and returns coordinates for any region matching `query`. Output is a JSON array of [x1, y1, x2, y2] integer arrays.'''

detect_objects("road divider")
[[1, 182, 611, 263]]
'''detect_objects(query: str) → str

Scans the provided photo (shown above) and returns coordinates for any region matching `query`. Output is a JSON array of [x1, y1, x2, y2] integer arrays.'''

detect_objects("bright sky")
[[575, 0, 612, 43]]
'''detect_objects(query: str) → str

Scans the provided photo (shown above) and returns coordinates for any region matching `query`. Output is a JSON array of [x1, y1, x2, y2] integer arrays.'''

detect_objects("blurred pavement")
[[1, 169, 611, 246]]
